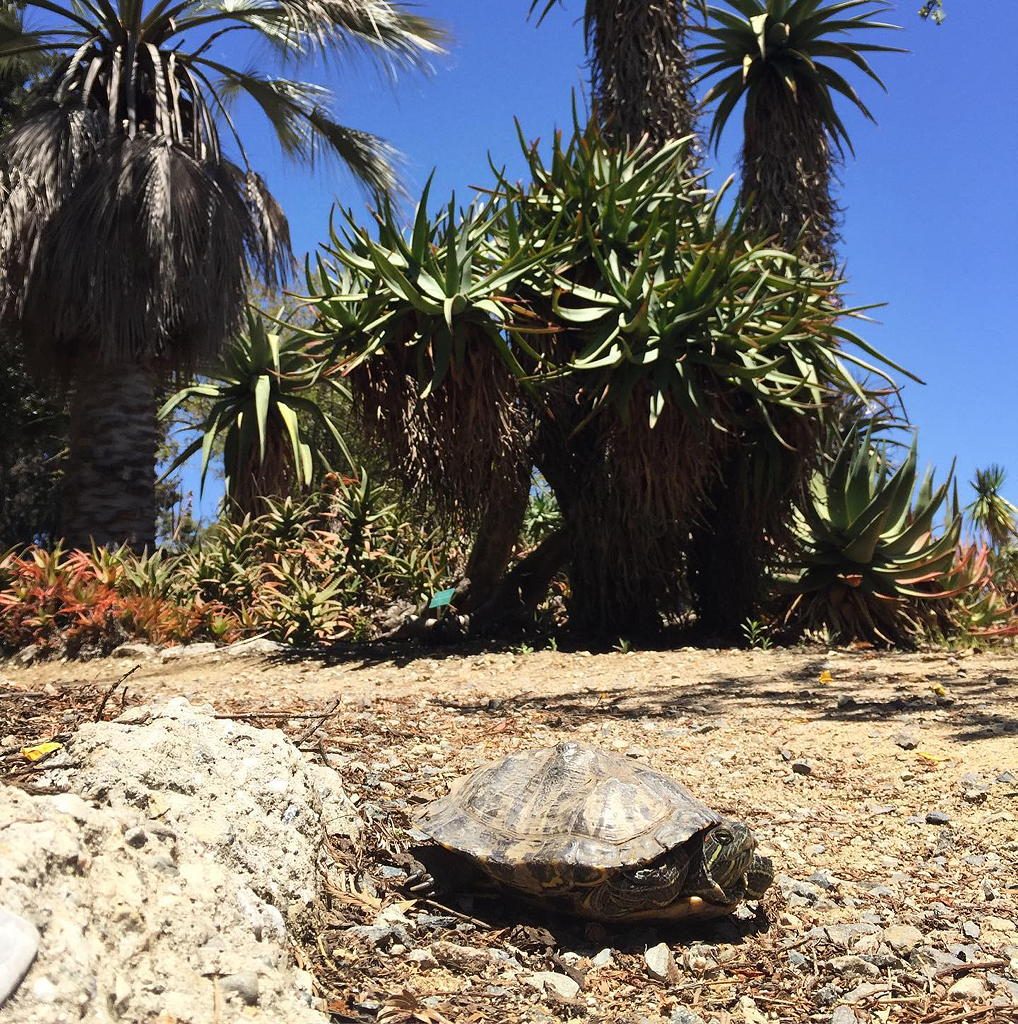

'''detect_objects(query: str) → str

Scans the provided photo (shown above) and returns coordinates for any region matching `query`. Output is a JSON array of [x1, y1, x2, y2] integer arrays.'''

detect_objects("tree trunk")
[[588, 0, 698, 148], [460, 459, 532, 612], [63, 361, 157, 551]]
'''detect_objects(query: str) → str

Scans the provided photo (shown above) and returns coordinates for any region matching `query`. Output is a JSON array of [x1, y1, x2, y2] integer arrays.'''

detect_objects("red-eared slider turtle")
[[415, 741, 773, 922]]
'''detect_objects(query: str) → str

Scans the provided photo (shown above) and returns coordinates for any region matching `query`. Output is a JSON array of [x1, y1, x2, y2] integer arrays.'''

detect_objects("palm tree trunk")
[[588, 0, 697, 147], [63, 362, 157, 551]]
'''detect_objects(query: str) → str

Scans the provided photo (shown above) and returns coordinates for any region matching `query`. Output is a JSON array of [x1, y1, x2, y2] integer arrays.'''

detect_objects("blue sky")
[[181, 0, 1018, 520]]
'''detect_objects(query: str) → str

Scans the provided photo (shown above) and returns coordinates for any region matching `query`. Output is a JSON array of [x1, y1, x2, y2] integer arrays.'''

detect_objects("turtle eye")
[[713, 827, 734, 845]]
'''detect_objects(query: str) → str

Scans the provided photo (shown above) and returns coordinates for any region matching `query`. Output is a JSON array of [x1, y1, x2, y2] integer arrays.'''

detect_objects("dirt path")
[[3, 646, 1017, 1023]]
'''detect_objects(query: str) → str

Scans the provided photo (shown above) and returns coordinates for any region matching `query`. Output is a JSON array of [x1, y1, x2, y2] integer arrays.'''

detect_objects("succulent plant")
[[784, 427, 964, 645]]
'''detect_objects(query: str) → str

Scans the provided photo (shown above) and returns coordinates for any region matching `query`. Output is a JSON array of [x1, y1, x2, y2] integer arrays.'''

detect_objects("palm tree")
[[531, 0, 698, 147], [0, 0, 442, 550], [695, 0, 900, 267]]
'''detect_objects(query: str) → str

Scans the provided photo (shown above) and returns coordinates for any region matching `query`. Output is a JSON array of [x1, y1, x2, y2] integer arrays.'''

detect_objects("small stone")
[[430, 940, 493, 974], [739, 995, 768, 1024], [808, 870, 837, 890], [791, 759, 814, 776], [787, 951, 808, 968], [780, 748, 794, 761], [893, 731, 919, 750], [124, 826, 148, 848], [984, 916, 1017, 934], [15, 644, 41, 666], [114, 706, 153, 725], [526, 971, 580, 1001], [948, 976, 988, 1001], [159, 642, 218, 662], [830, 955, 879, 979], [220, 972, 260, 1006], [589, 948, 613, 969], [831, 1007, 859, 1024], [925, 811, 951, 826], [645, 942, 679, 982], [962, 921, 981, 940], [406, 948, 439, 970], [670, 1008, 707, 1024], [0, 906, 40, 1005], [996, 771, 1016, 784], [882, 924, 924, 954], [963, 788, 988, 804], [222, 638, 284, 658], [111, 642, 158, 659]]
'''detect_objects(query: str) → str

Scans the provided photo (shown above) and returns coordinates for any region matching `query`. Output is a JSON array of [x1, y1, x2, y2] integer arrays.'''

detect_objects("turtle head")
[[696, 820, 763, 903]]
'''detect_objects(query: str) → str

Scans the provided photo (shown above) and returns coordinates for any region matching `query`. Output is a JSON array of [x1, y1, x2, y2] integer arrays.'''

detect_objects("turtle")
[[414, 741, 773, 922]]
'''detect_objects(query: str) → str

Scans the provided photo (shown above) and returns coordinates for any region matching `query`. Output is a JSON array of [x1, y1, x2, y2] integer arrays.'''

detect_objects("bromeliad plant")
[[160, 309, 353, 517], [783, 427, 966, 646], [0, 479, 458, 655], [305, 122, 911, 633]]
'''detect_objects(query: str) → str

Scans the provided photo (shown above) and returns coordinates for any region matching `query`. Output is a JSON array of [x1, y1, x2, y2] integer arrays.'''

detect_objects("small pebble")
[[526, 971, 580, 1001], [962, 921, 981, 939], [791, 760, 813, 776], [893, 731, 919, 750], [219, 972, 259, 1006], [589, 948, 613, 969], [831, 1007, 859, 1024], [882, 924, 924, 954], [670, 1009, 707, 1024], [645, 942, 679, 983], [925, 811, 951, 826], [948, 976, 988, 1001], [406, 948, 439, 970]]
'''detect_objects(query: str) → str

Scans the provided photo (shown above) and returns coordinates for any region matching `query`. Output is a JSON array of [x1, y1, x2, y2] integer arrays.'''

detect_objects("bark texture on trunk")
[[63, 361, 157, 551], [589, 0, 697, 148], [741, 83, 836, 269], [460, 459, 533, 612]]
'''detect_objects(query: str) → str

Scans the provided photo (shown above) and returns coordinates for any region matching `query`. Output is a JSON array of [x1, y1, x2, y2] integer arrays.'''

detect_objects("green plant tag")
[[428, 587, 457, 609]]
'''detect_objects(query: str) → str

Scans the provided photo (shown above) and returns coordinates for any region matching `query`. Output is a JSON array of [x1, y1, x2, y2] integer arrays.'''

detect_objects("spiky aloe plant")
[[308, 123, 909, 634], [784, 428, 965, 645], [160, 309, 352, 517], [966, 465, 1018, 551]]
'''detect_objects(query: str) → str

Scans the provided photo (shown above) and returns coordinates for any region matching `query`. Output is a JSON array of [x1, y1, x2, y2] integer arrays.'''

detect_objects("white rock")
[[948, 976, 988, 1001], [882, 924, 924, 953], [111, 642, 158, 660], [159, 642, 218, 662], [589, 948, 613, 969], [0, 699, 352, 1024], [0, 907, 40, 1006], [645, 942, 679, 983], [406, 948, 439, 971], [739, 995, 768, 1023], [526, 971, 580, 1000]]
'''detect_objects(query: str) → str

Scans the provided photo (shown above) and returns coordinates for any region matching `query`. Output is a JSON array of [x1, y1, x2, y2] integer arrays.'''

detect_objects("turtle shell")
[[415, 741, 720, 896]]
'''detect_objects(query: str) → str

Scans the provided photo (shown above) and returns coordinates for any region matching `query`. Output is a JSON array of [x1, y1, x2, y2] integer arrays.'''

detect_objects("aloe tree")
[[0, 0, 442, 550], [530, 0, 698, 147], [695, 0, 900, 268], [966, 465, 1018, 551], [308, 125, 906, 634]]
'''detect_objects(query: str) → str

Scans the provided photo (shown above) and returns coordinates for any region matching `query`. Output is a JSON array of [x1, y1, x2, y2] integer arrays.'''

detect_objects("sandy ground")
[[3, 644, 1017, 1023]]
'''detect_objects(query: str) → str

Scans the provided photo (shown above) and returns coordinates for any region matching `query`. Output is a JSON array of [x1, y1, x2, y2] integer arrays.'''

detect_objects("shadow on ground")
[[431, 669, 1018, 744]]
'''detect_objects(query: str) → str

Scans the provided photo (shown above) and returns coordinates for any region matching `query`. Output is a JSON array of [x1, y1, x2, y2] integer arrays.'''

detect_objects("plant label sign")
[[428, 588, 457, 609]]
